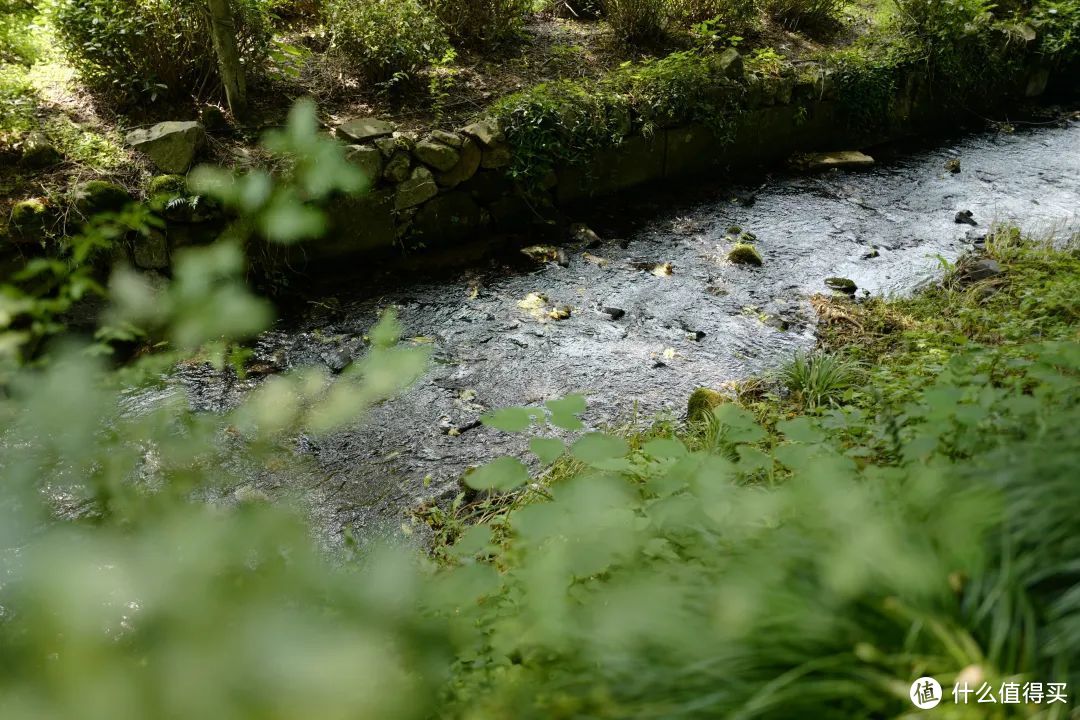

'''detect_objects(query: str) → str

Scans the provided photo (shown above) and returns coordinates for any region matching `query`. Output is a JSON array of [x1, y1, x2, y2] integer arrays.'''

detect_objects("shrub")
[[0, 0, 40, 65], [667, 0, 759, 30], [327, 0, 450, 84], [604, 0, 665, 44], [44, 0, 272, 104], [426, 0, 530, 47], [766, 0, 844, 30]]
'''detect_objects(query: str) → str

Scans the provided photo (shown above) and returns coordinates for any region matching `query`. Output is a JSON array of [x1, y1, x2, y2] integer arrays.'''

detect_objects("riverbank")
[[416, 224, 1080, 716], [3, 0, 1079, 285]]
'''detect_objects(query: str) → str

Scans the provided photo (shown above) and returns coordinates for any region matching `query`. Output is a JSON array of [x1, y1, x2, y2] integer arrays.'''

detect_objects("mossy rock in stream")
[[728, 243, 763, 266], [687, 387, 724, 422]]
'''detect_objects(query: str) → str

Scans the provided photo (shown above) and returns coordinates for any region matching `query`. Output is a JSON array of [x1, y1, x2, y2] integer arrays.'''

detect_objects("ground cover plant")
[[2, 95, 1079, 717]]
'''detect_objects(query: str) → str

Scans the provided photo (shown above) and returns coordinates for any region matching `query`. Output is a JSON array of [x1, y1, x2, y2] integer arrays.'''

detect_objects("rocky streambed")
[[124, 118, 1080, 547]]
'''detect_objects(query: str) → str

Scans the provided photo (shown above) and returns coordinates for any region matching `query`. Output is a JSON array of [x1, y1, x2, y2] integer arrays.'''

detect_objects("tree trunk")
[[206, 0, 247, 120]]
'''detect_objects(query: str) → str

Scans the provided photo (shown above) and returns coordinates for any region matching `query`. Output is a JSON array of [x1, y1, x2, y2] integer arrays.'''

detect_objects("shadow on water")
[[128, 114, 1080, 548]]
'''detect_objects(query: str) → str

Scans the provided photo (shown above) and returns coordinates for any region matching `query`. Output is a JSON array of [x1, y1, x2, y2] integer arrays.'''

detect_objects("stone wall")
[[121, 54, 1061, 275]]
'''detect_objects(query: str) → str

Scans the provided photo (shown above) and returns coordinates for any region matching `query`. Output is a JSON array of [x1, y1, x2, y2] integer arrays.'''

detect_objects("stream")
[[124, 117, 1080, 547]]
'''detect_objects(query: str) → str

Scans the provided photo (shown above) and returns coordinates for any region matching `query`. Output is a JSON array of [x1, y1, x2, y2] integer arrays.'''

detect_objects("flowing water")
[[124, 118, 1080, 547]]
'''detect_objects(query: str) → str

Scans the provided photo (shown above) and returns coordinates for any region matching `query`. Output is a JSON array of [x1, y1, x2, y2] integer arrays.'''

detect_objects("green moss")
[[728, 243, 763, 266], [687, 387, 724, 421], [148, 174, 188, 197], [70, 180, 131, 215]]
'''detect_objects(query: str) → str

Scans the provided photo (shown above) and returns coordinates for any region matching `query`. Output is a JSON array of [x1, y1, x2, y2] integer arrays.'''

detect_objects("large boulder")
[[126, 121, 205, 174]]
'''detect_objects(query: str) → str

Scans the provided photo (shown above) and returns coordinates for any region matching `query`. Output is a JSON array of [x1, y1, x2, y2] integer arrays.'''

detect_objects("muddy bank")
[[125, 118, 1080, 548]]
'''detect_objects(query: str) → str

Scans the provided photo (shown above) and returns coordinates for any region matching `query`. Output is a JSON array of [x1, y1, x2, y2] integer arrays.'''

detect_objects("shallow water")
[[131, 119, 1080, 547]]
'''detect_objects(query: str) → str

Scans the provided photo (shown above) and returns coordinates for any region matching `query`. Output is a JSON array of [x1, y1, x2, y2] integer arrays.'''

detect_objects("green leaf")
[[571, 433, 628, 464], [529, 437, 565, 465], [482, 407, 535, 432], [776, 417, 825, 444], [711, 404, 767, 444], [464, 457, 530, 491], [642, 437, 688, 459], [546, 394, 586, 431]]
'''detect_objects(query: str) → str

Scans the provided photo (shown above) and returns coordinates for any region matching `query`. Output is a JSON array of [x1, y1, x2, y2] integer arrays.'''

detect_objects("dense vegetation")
[[1, 102, 1079, 716], [2, 0, 1079, 714]]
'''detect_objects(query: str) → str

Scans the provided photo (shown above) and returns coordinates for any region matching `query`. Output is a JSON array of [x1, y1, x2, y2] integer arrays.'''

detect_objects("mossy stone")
[[687, 387, 724, 422], [9, 198, 52, 241], [728, 243, 763, 266], [825, 277, 857, 294], [72, 180, 131, 215], [147, 174, 188, 197]]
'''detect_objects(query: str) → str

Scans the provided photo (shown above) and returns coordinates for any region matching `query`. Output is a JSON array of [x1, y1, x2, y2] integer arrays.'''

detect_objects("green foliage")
[[766, 0, 844, 31], [426, 0, 530, 47], [1033, 0, 1080, 62], [492, 48, 743, 183], [44, 0, 273, 103], [780, 350, 859, 410], [0, 0, 41, 66], [3, 93, 1080, 719], [491, 78, 631, 181], [829, 39, 912, 129], [668, 0, 760, 30], [891, 0, 1025, 99], [605, 0, 666, 44], [327, 0, 450, 85]]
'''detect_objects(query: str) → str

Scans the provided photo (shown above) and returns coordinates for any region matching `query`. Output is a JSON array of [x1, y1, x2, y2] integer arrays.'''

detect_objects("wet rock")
[[801, 150, 875, 171], [548, 305, 571, 321], [727, 225, 742, 235], [728, 243, 763, 266], [825, 277, 857, 294], [395, 168, 438, 210], [414, 138, 460, 172], [337, 117, 395, 143], [717, 48, 744, 80], [19, 131, 62, 168], [957, 257, 1002, 283], [570, 223, 601, 246], [730, 191, 756, 207], [345, 145, 384, 184], [687, 329, 706, 341], [687, 387, 723, 422], [556, 247, 570, 267], [460, 119, 504, 147], [944, 158, 961, 174], [383, 152, 412, 183], [583, 252, 609, 267], [71, 180, 131, 215], [125, 121, 205, 174], [520, 245, 561, 264], [436, 137, 481, 188], [412, 191, 482, 243], [862, 249, 880, 259], [954, 209, 978, 226], [321, 348, 352, 374], [602, 306, 625, 320]]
